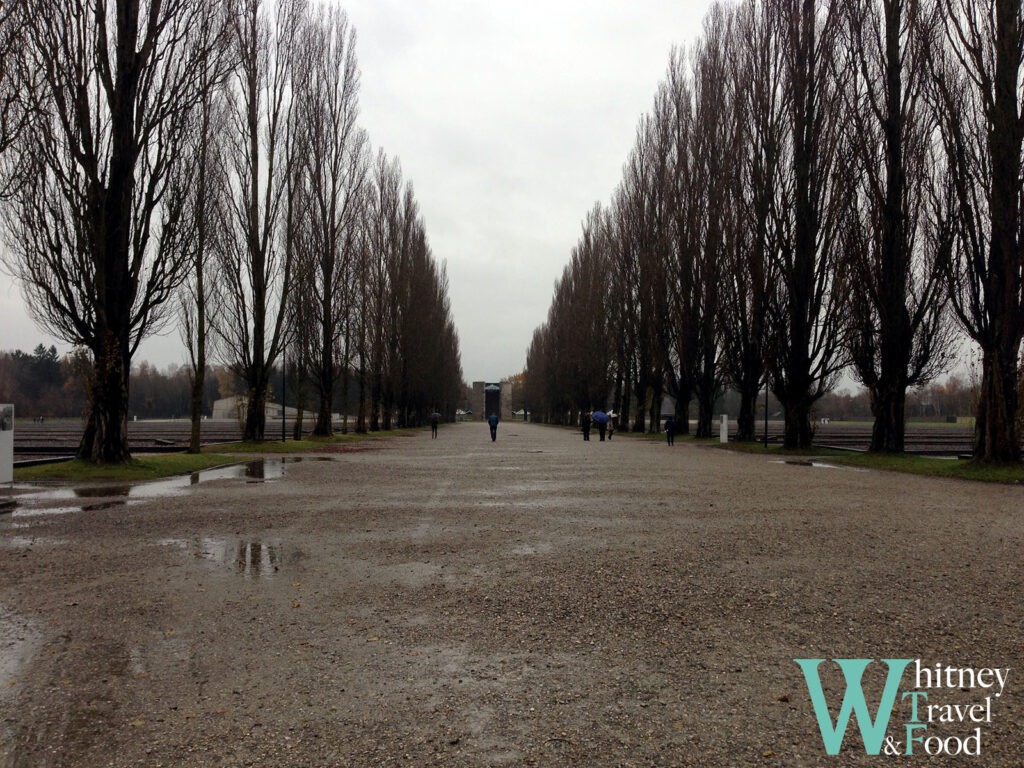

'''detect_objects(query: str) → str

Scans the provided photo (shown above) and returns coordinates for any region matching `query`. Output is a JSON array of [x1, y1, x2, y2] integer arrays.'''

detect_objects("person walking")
[[581, 411, 592, 441], [664, 415, 676, 446], [608, 413, 615, 440], [430, 411, 440, 438], [488, 412, 499, 442]]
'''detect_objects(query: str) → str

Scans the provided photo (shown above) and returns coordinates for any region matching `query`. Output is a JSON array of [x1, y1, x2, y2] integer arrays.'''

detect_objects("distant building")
[[212, 396, 300, 421], [469, 381, 515, 421]]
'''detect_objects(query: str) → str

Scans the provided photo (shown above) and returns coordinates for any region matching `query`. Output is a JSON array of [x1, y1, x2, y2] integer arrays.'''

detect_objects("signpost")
[[0, 404, 13, 485], [720, 413, 728, 444]]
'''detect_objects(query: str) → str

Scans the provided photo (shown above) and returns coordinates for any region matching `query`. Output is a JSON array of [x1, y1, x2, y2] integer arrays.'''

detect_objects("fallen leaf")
[[292, 602, 302, 608], [130, 720, 145, 727]]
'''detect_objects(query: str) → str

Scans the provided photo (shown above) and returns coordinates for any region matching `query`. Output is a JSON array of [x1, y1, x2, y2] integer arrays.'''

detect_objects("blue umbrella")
[[591, 411, 609, 424]]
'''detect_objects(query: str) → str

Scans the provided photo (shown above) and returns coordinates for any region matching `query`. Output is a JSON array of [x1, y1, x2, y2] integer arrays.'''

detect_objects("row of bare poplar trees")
[[524, 0, 1024, 461], [0, 0, 463, 462]]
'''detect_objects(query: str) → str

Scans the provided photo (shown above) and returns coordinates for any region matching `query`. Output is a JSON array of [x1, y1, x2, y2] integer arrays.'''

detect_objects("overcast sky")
[[0, 0, 717, 383]]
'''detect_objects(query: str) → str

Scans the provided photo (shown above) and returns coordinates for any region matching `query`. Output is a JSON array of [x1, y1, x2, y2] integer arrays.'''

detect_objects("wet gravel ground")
[[1, 423, 1023, 767]]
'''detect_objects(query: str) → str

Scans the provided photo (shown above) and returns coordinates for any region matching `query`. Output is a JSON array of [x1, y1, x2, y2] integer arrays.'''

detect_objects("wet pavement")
[[1, 425, 1023, 767]]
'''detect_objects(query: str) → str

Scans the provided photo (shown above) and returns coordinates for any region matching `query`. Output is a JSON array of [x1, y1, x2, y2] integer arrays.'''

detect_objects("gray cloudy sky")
[[0, 0, 716, 383]]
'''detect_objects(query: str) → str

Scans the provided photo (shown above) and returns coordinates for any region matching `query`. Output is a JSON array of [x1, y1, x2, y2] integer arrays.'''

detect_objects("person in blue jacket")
[[487, 412, 499, 442], [664, 415, 676, 445]]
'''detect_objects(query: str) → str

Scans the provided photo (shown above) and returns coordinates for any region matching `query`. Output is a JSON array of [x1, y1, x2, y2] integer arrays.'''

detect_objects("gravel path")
[[1, 423, 1023, 767]]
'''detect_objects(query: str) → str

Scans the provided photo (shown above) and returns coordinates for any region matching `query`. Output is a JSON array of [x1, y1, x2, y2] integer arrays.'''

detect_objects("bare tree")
[[364, 151, 401, 431], [216, 0, 309, 442], [722, 0, 784, 442], [839, 0, 954, 453], [689, 7, 733, 438], [617, 111, 672, 433], [929, 0, 1024, 462], [2, 0, 234, 462], [663, 52, 701, 436], [179, 16, 233, 454], [295, 4, 366, 437], [766, 0, 852, 449]]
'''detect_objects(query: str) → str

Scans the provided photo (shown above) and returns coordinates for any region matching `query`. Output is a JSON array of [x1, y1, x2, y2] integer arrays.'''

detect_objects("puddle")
[[769, 459, 860, 471], [157, 536, 283, 578], [0, 535, 69, 548], [11, 506, 82, 518], [13, 459, 294, 507], [0, 606, 42, 694]]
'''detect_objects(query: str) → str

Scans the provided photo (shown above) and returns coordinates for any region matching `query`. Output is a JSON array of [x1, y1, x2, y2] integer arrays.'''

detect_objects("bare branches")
[[1, 0, 235, 461]]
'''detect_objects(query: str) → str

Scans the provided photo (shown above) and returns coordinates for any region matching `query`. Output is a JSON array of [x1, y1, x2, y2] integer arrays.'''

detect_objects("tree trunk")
[[735, 378, 759, 442], [370, 370, 382, 431], [244, 378, 267, 442], [620, 370, 632, 433], [674, 391, 690, 436], [314, 387, 332, 437], [77, 335, 131, 464], [356, 364, 367, 433], [313, 342, 333, 437], [695, 395, 714, 439], [975, 345, 1021, 462], [783, 399, 814, 450], [631, 375, 647, 433], [869, 384, 906, 453], [340, 363, 350, 434], [188, 367, 204, 454], [648, 383, 663, 434]]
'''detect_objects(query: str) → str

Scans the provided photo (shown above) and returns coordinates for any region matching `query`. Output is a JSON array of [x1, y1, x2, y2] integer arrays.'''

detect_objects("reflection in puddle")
[[158, 536, 282, 578], [13, 459, 295, 506], [0, 606, 42, 694], [769, 459, 858, 470]]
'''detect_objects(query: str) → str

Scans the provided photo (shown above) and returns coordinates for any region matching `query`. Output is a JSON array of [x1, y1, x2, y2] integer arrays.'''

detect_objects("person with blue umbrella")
[[591, 410, 609, 441]]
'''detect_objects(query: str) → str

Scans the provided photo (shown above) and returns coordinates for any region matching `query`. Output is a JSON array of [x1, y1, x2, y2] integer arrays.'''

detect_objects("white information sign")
[[0, 404, 12, 484]]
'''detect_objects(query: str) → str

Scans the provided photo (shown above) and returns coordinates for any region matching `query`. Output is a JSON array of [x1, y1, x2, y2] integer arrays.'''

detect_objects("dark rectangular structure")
[[484, 383, 500, 419]]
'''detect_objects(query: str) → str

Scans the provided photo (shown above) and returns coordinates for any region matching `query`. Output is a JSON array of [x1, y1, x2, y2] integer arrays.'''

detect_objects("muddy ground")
[[1, 422, 1023, 767]]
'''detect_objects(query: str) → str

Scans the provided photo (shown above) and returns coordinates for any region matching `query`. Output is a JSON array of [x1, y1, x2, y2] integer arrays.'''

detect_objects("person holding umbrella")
[[664, 415, 676, 445], [488, 412, 499, 442], [592, 410, 609, 441], [430, 410, 441, 438]]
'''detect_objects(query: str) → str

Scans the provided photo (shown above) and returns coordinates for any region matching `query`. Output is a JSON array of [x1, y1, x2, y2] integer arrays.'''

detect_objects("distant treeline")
[[0, 345, 395, 421]]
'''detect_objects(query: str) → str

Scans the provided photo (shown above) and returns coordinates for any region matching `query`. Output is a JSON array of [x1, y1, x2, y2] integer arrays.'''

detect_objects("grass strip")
[[829, 452, 1024, 484]]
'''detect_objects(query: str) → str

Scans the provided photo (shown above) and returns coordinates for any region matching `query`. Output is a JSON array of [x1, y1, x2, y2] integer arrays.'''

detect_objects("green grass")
[[14, 453, 235, 482], [716, 441, 1024, 483], [204, 428, 423, 453], [829, 453, 1024, 484]]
